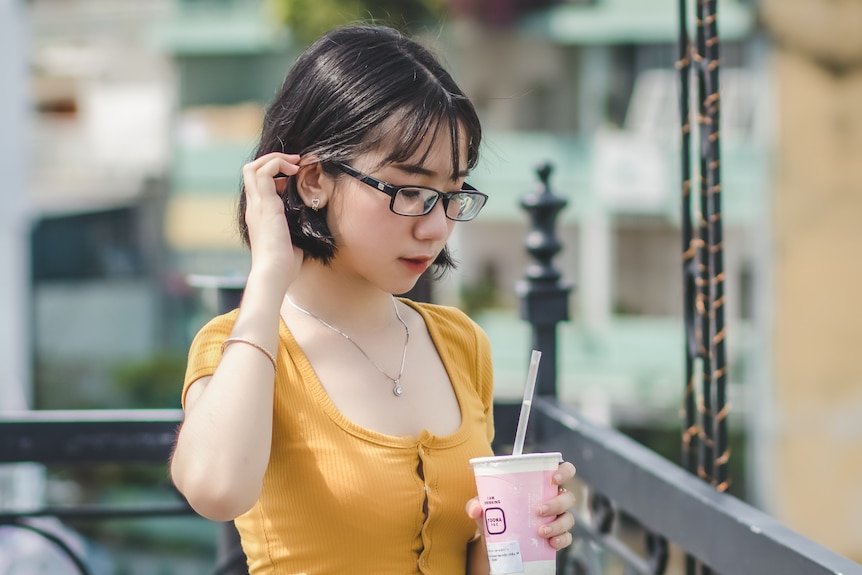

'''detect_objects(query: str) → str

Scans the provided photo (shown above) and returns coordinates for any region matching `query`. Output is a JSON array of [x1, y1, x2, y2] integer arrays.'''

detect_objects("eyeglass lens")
[[392, 189, 483, 220]]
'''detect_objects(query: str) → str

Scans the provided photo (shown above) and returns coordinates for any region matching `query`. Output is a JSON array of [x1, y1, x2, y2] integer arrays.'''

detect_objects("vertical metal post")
[[0, 0, 44, 514], [678, 0, 698, 485], [702, 0, 730, 496], [516, 163, 571, 399], [694, 0, 716, 497], [678, 0, 729, 572], [678, 2, 701, 573], [0, 0, 32, 412]]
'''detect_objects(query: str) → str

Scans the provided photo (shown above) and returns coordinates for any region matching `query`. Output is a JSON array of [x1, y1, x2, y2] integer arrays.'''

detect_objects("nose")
[[413, 198, 452, 242]]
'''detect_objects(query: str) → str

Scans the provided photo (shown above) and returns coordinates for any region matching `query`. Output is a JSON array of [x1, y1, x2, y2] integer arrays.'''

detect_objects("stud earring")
[[311, 198, 320, 211]]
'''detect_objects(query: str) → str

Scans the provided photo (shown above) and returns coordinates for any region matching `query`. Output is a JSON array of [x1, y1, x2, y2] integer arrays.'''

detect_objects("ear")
[[295, 160, 333, 210]]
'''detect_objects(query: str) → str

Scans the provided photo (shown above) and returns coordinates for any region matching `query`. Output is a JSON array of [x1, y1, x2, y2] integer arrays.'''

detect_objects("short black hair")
[[238, 24, 482, 274]]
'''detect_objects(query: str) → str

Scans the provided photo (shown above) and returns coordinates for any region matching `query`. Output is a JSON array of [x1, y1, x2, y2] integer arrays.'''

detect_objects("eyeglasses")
[[335, 162, 488, 222]]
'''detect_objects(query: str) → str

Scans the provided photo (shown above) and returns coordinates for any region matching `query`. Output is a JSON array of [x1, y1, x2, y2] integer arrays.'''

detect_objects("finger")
[[243, 162, 298, 209], [274, 158, 323, 196], [465, 498, 483, 520], [465, 498, 486, 544], [245, 152, 301, 172], [244, 156, 300, 187], [538, 489, 576, 517], [539, 510, 575, 539], [242, 154, 301, 192], [552, 461, 577, 485], [550, 530, 573, 550]]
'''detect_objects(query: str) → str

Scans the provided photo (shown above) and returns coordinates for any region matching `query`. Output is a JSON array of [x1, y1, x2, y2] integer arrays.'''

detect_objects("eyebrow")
[[391, 163, 470, 181]]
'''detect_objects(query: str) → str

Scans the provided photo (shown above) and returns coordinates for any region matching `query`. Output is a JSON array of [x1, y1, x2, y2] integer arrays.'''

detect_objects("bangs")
[[362, 96, 481, 180]]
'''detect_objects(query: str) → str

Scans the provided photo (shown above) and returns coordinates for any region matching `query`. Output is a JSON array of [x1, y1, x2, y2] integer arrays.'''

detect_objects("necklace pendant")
[[287, 294, 409, 398]]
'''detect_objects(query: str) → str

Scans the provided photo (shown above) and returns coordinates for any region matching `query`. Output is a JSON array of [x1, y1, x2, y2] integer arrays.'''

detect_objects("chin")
[[392, 278, 422, 298]]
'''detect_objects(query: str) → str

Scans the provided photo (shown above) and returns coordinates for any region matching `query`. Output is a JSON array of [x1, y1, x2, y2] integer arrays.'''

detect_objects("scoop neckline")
[[278, 299, 473, 449]]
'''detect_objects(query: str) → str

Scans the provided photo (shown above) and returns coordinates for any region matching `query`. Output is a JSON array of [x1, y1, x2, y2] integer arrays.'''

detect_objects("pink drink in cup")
[[470, 452, 562, 574]]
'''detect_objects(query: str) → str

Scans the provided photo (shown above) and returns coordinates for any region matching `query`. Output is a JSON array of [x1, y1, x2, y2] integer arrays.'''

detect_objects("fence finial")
[[516, 162, 571, 398]]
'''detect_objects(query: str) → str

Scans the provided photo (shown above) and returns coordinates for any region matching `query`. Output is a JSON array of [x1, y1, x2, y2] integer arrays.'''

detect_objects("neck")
[[285, 288, 410, 397], [285, 265, 403, 334]]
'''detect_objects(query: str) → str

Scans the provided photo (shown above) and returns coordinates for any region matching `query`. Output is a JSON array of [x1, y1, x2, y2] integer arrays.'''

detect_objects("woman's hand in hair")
[[241, 152, 304, 294]]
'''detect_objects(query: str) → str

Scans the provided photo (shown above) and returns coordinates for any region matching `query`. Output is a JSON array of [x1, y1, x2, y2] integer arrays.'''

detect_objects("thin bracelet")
[[221, 337, 277, 371]]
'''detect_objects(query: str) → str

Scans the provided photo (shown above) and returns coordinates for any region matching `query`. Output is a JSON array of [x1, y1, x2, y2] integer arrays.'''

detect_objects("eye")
[[398, 188, 423, 201]]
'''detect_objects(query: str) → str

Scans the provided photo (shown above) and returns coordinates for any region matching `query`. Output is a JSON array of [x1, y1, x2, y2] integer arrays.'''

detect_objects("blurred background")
[[1, 0, 861, 572]]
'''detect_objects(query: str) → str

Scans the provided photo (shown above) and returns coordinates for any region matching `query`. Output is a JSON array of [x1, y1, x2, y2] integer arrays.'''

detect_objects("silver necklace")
[[285, 294, 409, 397]]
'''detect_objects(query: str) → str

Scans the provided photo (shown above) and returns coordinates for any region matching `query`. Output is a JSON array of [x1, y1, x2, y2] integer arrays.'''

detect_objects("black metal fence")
[[3, 400, 860, 574], [0, 409, 192, 573], [495, 397, 862, 575]]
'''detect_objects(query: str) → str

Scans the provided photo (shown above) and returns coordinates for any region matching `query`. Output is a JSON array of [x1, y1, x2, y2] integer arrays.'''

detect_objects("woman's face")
[[325, 126, 469, 295]]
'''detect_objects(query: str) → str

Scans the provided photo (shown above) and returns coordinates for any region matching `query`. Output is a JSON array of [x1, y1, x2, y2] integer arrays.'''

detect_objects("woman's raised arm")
[[170, 153, 303, 521]]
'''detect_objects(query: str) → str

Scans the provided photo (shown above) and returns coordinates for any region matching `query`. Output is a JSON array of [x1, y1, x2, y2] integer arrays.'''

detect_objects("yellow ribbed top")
[[183, 300, 496, 574]]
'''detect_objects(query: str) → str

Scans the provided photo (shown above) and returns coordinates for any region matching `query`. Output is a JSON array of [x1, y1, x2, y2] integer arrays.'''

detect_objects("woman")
[[170, 24, 576, 574]]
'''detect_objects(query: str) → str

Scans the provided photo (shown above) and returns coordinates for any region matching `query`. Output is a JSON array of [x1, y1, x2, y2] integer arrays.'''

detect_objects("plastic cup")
[[470, 452, 562, 574]]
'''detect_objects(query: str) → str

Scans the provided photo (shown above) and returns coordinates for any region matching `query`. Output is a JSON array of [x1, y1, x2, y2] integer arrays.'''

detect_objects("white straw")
[[512, 350, 542, 456]]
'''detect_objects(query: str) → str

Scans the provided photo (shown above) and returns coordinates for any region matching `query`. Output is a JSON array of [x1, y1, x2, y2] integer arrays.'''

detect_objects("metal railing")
[[0, 409, 193, 573], [497, 161, 862, 575], [494, 397, 862, 575], [0, 408, 250, 574], [3, 398, 860, 574]]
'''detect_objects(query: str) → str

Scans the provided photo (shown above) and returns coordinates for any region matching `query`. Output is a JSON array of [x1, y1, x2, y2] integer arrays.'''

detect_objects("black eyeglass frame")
[[334, 162, 488, 222]]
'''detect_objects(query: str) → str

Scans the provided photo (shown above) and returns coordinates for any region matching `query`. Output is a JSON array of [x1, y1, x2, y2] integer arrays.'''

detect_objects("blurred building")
[[759, 0, 862, 562], [144, 0, 768, 440], [438, 1, 767, 422], [142, 0, 771, 534], [25, 0, 176, 408], [25, 0, 766, 485]]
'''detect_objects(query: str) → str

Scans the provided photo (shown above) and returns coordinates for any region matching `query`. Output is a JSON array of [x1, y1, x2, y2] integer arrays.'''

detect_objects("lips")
[[400, 256, 432, 274]]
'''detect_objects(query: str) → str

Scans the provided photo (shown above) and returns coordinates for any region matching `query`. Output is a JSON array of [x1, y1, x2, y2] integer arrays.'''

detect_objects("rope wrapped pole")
[[694, 0, 729, 495], [679, 0, 729, 571], [677, 2, 701, 573], [702, 0, 730, 497], [694, 0, 716, 493], [678, 0, 698, 488]]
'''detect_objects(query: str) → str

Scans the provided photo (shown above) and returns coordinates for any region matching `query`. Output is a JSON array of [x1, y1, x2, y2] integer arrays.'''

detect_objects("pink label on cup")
[[475, 469, 557, 566]]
